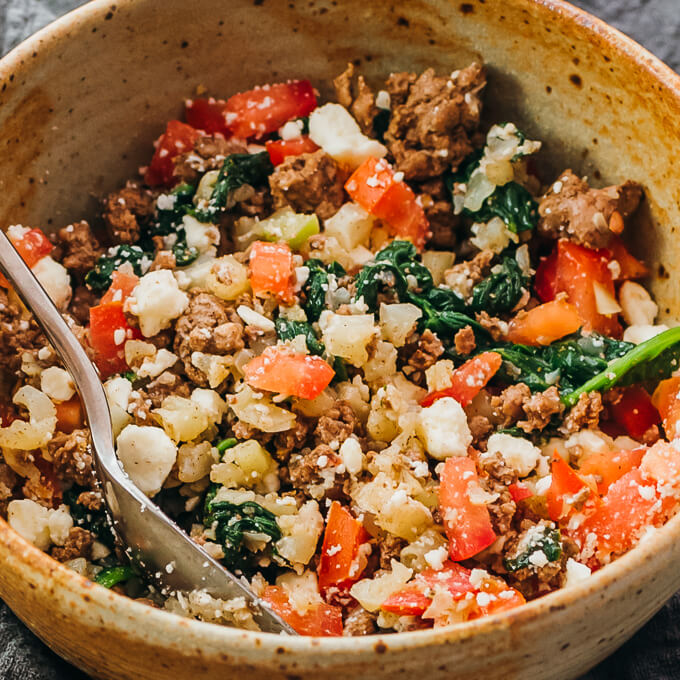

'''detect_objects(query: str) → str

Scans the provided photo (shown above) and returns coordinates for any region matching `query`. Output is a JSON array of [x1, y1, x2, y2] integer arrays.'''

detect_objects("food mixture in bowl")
[[2, 61, 680, 636]]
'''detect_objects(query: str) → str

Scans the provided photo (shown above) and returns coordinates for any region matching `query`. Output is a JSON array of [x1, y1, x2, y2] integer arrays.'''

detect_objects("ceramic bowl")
[[1, 0, 680, 678]]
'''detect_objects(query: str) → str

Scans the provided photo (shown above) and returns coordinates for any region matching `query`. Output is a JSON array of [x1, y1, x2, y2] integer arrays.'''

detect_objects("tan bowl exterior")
[[2, 0, 680, 678]]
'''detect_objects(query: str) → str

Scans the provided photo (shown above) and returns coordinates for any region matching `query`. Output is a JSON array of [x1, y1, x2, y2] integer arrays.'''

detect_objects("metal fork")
[[0, 230, 295, 635]]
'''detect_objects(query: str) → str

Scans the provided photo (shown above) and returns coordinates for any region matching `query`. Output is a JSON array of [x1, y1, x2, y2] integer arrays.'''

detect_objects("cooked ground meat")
[[268, 150, 347, 220], [76, 490, 103, 512], [454, 325, 476, 355], [504, 520, 578, 599], [0, 462, 17, 513], [173, 290, 244, 385], [333, 63, 377, 135], [519, 386, 564, 433], [491, 384, 531, 428], [444, 249, 495, 300], [145, 371, 191, 408], [48, 429, 94, 487], [285, 444, 340, 490], [173, 135, 248, 185], [314, 401, 360, 447], [468, 414, 493, 446], [479, 450, 518, 487], [378, 533, 407, 569], [57, 221, 103, 275], [384, 63, 486, 181], [51, 527, 94, 562], [407, 329, 444, 371], [560, 391, 603, 434], [343, 606, 377, 636], [149, 249, 176, 271], [102, 180, 156, 244], [417, 177, 459, 249], [538, 170, 643, 248], [480, 477, 516, 535], [475, 311, 507, 342], [0, 288, 45, 372], [68, 285, 99, 325], [273, 419, 311, 462]]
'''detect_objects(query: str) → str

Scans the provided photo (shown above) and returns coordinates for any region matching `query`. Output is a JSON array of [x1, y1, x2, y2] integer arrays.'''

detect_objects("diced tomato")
[[575, 468, 658, 555], [249, 240, 295, 303], [265, 136, 320, 165], [0, 404, 16, 427], [579, 447, 645, 495], [508, 482, 533, 503], [13, 228, 53, 266], [506, 298, 583, 346], [243, 346, 334, 400], [609, 386, 660, 442], [100, 271, 139, 305], [640, 440, 680, 493], [439, 457, 496, 561], [345, 157, 430, 250], [534, 248, 559, 302], [261, 586, 343, 636], [606, 237, 648, 280], [185, 97, 229, 135], [89, 303, 142, 378], [55, 397, 84, 434], [652, 376, 680, 439], [317, 502, 370, 595], [144, 120, 201, 187], [382, 561, 476, 617], [225, 80, 317, 140], [0, 227, 54, 288], [420, 352, 502, 408], [469, 577, 525, 620], [546, 454, 597, 522], [534, 239, 621, 336]]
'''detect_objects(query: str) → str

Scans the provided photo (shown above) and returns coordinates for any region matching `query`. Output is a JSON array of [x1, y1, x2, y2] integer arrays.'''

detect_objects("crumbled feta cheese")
[[309, 103, 387, 168], [565, 557, 591, 587], [137, 348, 179, 379], [535, 474, 552, 496], [156, 193, 177, 211], [7, 499, 53, 550], [279, 119, 304, 140], [47, 505, 73, 546], [424, 546, 449, 570], [375, 90, 391, 110], [486, 433, 542, 477], [339, 437, 364, 476], [528, 550, 549, 568], [40, 366, 75, 402], [128, 270, 189, 337], [182, 214, 220, 254], [416, 397, 472, 460], [32, 256, 72, 310], [116, 424, 178, 496], [476, 592, 492, 607]]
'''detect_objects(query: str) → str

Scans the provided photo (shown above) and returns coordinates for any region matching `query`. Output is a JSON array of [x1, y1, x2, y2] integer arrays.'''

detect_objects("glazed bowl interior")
[[2, 1, 680, 679]]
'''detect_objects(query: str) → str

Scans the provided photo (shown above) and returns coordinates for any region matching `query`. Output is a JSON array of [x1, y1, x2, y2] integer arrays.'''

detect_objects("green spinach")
[[84, 244, 148, 292], [470, 257, 528, 314], [203, 486, 281, 571], [504, 526, 562, 572], [206, 152, 274, 214], [275, 318, 325, 355]]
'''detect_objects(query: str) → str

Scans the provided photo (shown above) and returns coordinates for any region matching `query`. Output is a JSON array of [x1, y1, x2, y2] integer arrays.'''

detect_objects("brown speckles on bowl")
[[2, 0, 680, 678]]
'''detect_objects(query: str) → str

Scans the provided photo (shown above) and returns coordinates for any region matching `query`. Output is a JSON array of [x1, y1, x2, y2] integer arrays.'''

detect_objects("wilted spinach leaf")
[[504, 526, 562, 572], [207, 152, 274, 214], [275, 318, 325, 356], [84, 244, 148, 292], [470, 257, 528, 314]]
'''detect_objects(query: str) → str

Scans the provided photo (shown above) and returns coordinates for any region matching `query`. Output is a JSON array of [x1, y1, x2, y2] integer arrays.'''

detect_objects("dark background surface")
[[1, 0, 680, 678]]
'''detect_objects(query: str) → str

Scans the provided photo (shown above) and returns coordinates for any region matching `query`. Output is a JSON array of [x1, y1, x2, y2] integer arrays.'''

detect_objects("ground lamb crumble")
[[1, 60, 678, 637]]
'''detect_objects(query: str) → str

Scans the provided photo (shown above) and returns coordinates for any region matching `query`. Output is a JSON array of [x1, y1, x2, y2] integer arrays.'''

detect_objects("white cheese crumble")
[[32, 256, 72, 310], [309, 103, 387, 168], [416, 397, 472, 460], [565, 557, 592, 587], [127, 270, 189, 337], [486, 433, 542, 477], [424, 546, 449, 571], [115, 424, 178, 496]]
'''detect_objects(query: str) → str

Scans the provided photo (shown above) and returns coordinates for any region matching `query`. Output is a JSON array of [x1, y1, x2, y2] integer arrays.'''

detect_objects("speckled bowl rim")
[[2, 0, 680, 656]]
